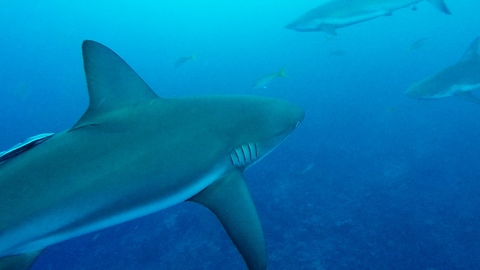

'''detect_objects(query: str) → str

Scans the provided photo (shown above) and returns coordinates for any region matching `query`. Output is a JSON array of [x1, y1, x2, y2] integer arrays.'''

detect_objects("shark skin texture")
[[285, 0, 450, 35], [0, 40, 304, 270], [406, 36, 480, 104]]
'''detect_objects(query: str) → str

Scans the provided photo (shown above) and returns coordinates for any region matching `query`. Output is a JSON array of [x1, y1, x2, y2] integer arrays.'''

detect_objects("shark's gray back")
[[407, 36, 480, 99]]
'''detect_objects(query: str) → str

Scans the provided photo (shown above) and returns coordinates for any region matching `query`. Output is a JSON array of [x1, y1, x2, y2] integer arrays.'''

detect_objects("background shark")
[[174, 54, 196, 68], [0, 40, 304, 270], [406, 36, 480, 104], [285, 0, 450, 35]]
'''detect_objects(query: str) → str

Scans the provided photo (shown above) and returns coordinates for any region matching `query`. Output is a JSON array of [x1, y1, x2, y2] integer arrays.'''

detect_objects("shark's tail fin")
[[427, 0, 451, 14], [0, 251, 43, 270], [277, 66, 287, 78]]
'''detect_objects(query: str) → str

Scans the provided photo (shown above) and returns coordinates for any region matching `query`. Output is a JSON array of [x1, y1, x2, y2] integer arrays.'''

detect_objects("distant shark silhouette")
[[406, 36, 480, 104], [174, 54, 196, 68], [0, 40, 304, 270], [285, 0, 450, 35], [408, 37, 430, 52]]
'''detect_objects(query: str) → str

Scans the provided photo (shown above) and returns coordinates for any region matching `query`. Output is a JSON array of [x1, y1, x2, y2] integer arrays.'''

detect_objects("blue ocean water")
[[1, 0, 479, 269]]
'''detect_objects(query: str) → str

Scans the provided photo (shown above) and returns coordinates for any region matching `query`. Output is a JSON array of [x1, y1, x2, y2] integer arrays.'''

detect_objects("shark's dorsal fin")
[[73, 40, 158, 129], [461, 36, 480, 62], [189, 170, 266, 270]]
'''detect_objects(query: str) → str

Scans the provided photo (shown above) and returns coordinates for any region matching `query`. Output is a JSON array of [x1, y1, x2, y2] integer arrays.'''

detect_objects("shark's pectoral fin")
[[0, 251, 43, 270], [455, 91, 480, 105], [188, 170, 266, 270]]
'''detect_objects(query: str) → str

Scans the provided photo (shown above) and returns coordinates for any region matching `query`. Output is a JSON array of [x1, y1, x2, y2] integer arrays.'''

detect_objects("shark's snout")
[[284, 23, 296, 29], [405, 88, 418, 98], [290, 103, 305, 128], [405, 80, 426, 98]]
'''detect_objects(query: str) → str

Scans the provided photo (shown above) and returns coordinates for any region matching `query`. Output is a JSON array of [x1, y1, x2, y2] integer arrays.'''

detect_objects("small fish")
[[406, 36, 480, 104], [174, 54, 196, 68], [253, 67, 287, 89], [408, 37, 430, 52], [301, 163, 315, 174], [285, 0, 450, 35]]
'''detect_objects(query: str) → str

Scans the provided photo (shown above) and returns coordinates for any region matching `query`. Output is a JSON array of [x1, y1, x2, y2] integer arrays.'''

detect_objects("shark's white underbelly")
[[432, 83, 480, 98], [454, 83, 480, 92], [323, 10, 388, 27]]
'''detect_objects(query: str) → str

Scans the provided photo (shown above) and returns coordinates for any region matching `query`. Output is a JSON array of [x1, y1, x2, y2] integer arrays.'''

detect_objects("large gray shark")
[[406, 36, 480, 104], [285, 0, 450, 35], [0, 40, 304, 270]]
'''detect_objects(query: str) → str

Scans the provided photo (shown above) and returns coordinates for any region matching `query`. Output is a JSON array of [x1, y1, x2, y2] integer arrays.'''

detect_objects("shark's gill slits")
[[230, 143, 258, 168], [234, 148, 245, 166]]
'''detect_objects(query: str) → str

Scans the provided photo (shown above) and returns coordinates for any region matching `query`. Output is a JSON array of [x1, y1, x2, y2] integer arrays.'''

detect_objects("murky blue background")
[[1, 1, 479, 269]]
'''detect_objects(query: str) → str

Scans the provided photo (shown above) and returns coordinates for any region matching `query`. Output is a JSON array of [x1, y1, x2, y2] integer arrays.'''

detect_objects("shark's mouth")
[[230, 143, 259, 168]]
